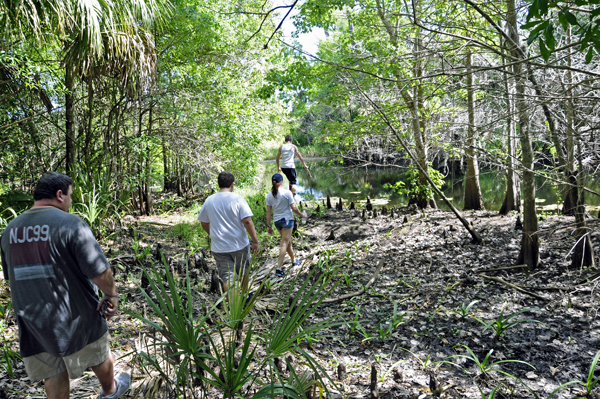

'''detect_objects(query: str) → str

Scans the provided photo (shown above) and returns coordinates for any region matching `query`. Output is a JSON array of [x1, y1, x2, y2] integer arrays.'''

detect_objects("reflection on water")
[[262, 160, 600, 212]]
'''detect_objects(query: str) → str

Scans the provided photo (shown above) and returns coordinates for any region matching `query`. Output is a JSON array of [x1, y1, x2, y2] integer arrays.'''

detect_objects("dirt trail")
[[2, 205, 600, 398]]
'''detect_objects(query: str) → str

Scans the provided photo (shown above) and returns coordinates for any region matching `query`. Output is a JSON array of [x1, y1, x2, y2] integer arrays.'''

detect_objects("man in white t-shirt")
[[276, 135, 308, 194], [198, 172, 260, 292]]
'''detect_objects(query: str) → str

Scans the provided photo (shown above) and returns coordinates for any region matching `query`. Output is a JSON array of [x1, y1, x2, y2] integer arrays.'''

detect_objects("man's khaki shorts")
[[23, 331, 111, 381], [212, 245, 251, 284]]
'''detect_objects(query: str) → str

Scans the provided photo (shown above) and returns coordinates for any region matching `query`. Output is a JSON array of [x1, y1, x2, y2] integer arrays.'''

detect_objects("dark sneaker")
[[275, 268, 285, 277], [292, 259, 302, 267], [100, 372, 131, 399]]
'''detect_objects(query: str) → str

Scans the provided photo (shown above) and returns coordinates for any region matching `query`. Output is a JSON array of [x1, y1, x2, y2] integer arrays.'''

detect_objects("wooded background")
[[1, 0, 599, 268]]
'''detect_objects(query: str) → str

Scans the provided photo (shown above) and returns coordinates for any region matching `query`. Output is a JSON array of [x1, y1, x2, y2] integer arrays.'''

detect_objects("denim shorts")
[[274, 218, 294, 231]]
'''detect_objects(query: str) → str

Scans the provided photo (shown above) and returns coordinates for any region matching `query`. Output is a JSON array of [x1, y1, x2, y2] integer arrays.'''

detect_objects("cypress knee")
[[370, 364, 378, 399], [210, 269, 222, 293], [337, 363, 347, 380]]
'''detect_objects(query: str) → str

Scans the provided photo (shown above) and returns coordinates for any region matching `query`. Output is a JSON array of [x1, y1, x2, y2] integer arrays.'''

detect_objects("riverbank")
[[1, 200, 599, 398]]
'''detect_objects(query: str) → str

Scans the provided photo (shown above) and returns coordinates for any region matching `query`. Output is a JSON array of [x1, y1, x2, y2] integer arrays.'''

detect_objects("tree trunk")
[[463, 48, 484, 211], [359, 87, 483, 244], [508, 0, 539, 269], [145, 104, 154, 215], [163, 138, 170, 191], [410, 31, 436, 209], [375, 0, 435, 209], [138, 185, 145, 215], [188, 172, 194, 194], [176, 157, 183, 196], [499, 36, 520, 215], [65, 65, 76, 176], [84, 74, 93, 174], [563, 27, 577, 217], [566, 43, 595, 267], [569, 173, 595, 268]]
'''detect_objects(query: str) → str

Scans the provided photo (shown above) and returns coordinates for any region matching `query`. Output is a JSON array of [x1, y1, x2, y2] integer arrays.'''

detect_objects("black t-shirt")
[[0, 207, 109, 357]]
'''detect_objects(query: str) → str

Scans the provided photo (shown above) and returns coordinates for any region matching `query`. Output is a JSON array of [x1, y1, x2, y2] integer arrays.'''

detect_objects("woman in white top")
[[276, 135, 308, 194], [266, 173, 308, 272]]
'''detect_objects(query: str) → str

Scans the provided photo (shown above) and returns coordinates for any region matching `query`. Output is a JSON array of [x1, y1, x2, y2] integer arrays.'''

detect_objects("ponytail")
[[271, 182, 279, 198]]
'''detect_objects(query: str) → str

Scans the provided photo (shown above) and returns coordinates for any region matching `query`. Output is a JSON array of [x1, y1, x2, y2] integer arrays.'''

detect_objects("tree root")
[[478, 274, 548, 301]]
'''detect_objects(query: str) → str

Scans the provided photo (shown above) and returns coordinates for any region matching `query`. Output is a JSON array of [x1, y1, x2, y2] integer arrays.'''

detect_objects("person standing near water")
[[266, 173, 307, 273], [276, 135, 309, 194]]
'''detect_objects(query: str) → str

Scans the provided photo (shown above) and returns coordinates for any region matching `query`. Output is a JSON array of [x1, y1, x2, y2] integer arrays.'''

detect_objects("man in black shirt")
[[0, 172, 130, 399]]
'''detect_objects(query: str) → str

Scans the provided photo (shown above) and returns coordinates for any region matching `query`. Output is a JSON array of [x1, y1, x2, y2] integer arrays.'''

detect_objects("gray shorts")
[[23, 331, 111, 381], [212, 245, 251, 284]]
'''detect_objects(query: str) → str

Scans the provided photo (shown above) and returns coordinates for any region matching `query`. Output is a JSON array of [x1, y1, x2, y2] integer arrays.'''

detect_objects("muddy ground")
[[1, 201, 600, 399]]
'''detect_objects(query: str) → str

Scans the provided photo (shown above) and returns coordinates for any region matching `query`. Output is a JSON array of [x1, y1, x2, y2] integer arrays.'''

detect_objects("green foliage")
[[548, 349, 600, 398], [0, 321, 20, 379], [452, 300, 479, 320], [203, 324, 257, 398], [314, 249, 342, 279], [126, 258, 214, 396], [262, 143, 335, 160], [526, 0, 600, 62], [252, 383, 302, 399], [398, 347, 438, 371], [240, 187, 269, 227], [355, 321, 375, 343], [0, 0, 285, 206], [72, 169, 125, 238], [131, 232, 152, 262], [0, 192, 31, 216], [384, 165, 444, 202], [346, 304, 362, 335], [476, 307, 545, 340], [351, 302, 408, 343], [130, 250, 343, 398], [0, 292, 16, 378], [0, 290, 12, 324], [446, 345, 535, 377], [376, 323, 392, 341], [172, 222, 208, 251], [476, 383, 503, 399], [265, 266, 343, 359], [390, 302, 409, 329], [0, 205, 17, 231], [443, 345, 539, 398]]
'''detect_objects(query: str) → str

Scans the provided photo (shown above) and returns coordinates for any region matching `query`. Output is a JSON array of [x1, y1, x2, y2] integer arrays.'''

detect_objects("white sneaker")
[[100, 372, 131, 399]]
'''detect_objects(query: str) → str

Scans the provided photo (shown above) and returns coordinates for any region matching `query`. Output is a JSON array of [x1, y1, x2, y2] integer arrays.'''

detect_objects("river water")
[[262, 159, 600, 213]]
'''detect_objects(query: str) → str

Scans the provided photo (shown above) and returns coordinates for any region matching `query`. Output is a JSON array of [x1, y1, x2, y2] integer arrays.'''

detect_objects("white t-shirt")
[[266, 188, 295, 222], [198, 192, 253, 253], [280, 143, 296, 168]]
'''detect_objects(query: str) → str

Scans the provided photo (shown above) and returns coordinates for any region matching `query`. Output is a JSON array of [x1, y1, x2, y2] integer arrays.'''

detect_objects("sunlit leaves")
[[526, 0, 600, 62]]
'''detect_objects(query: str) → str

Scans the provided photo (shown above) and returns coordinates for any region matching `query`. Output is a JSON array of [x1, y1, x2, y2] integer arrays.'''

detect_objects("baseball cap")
[[272, 173, 284, 183]]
